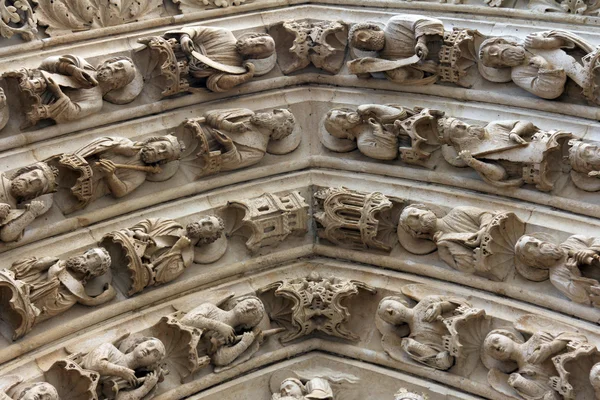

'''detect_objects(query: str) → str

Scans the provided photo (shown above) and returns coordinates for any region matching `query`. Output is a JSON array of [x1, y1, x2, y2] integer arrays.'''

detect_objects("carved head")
[[140, 135, 185, 164], [483, 331, 519, 362], [10, 162, 58, 201], [279, 378, 305, 398], [236, 33, 275, 59], [395, 388, 428, 400], [131, 338, 166, 367], [569, 141, 600, 172], [377, 297, 412, 325], [479, 37, 526, 68], [251, 109, 296, 140], [66, 247, 111, 283], [398, 206, 437, 239], [515, 235, 564, 269], [591, 363, 600, 396], [97, 57, 137, 91], [438, 117, 485, 143], [15, 382, 59, 400], [186, 215, 225, 245], [324, 108, 361, 140], [348, 22, 385, 51], [232, 297, 265, 329]]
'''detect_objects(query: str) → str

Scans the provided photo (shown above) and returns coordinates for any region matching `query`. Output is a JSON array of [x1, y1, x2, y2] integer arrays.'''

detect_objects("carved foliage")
[[173, 0, 250, 13], [0, 0, 36, 40]]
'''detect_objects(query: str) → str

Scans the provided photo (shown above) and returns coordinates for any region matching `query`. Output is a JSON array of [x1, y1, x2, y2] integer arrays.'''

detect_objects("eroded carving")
[[394, 388, 428, 400], [397, 204, 525, 281], [0, 0, 36, 41], [0, 248, 116, 339], [322, 105, 442, 166], [178, 108, 299, 179], [269, 368, 360, 400], [141, 26, 276, 96], [48, 135, 183, 214], [482, 315, 600, 400], [101, 215, 226, 296], [529, 0, 600, 14], [34, 0, 162, 37], [259, 272, 376, 342], [438, 117, 572, 191], [173, 0, 249, 12], [568, 139, 600, 192], [0, 377, 58, 400], [228, 191, 309, 253], [478, 31, 600, 105], [347, 16, 478, 86], [269, 20, 348, 74], [515, 234, 600, 307], [376, 285, 489, 373], [0, 162, 57, 243]]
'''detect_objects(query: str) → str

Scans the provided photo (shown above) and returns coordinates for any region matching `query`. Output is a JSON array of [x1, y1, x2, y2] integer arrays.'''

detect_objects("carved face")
[[97, 58, 136, 89], [515, 236, 563, 268], [324, 109, 361, 140], [186, 215, 224, 244], [399, 207, 437, 238], [133, 338, 166, 366], [480, 42, 526, 68], [233, 298, 264, 328], [484, 333, 515, 361], [141, 139, 178, 164], [19, 383, 59, 400], [378, 299, 410, 325], [579, 142, 600, 165], [66, 247, 111, 281], [280, 379, 304, 398], [350, 28, 385, 51], [10, 168, 50, 199], [251, 109, 295, 140], [237, 35, 275, 59]]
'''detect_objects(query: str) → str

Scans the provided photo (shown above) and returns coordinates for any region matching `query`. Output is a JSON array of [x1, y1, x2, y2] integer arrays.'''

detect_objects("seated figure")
[[438, 117, 571, 191], [0, 247, 116, 339], [4, 55, 143, 127], [515, 234, 600, 307], [398, 204, 524, 281], [0, 162, 57, 243]]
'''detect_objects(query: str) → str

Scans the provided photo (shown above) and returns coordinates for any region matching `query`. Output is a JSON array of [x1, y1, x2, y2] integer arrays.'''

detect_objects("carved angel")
[[482, 315, 599, 400], [376, 285, 489, 374]]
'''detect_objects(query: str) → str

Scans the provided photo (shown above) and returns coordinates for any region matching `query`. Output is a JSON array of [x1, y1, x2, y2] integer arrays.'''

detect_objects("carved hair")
[[68, 247, 111, 281], [141, 135, 186, 161], [348, 22, 382, 43], [398, 204, 437, 239], [478, 37, 520, 66], [100, 56, 136, 87], [324, 108, 359, 139], [11, 162, 59, 199], [186, 215, 225, 244], [119, 336, 166, 370], [15, 382, 59, 400], [231, 295, 265, 329], [236, 33, 274, 59]]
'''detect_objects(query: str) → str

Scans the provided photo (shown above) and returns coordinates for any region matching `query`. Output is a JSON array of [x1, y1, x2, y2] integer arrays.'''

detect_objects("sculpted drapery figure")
[[478, 31, 600, 104], [0, 162, 57, 243], [568, 139, 600, 192], [376, 289, 486, 372], [0, 248, 116, 339], [322, 105, 442, 165], [515, 234, 600, 307], [4, 55, 143, 127], [347, 16, 477, 86], [101, 215, 226, 295], [180, 108, 298, 177], [438, 117, 571, 192], [49, 135, 183, 213], [142, 26, 276, 95], [398, 204, 524, 281], [77, 336, 166, 400], [0, 377, 58, 400], [272, 378, 334, 400]]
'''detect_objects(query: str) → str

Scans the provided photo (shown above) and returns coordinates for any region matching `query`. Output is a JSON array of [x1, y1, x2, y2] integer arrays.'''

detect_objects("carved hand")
[[241, 331, 256, 344], [71, 67, 98, 88], [243, 61, 256, 75], [415, 42, 429, 60], [180, 34, 194, 55], [527, 344, 553, 364], [574, 249, 597, 265], [213, 130, 234, 150], [219, 324, 237, 344], [97, 159, 117, 176], [120, 367, 138, 387], [524, 33, 561, 50], [27, 200, 49, 217], [45, 77, 65, 98], [0, 203, 10, 220], [142, 371, 159, 388], [424, 303, 442, 322], [458, 150, 474, 164], [509, 132, 527, 145]]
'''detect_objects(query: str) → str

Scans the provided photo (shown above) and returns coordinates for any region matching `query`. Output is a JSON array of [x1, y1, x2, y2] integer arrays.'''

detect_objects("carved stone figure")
[[272, 378, 334, 400], [568, 139, 600, 192], [76, 335, 166, 400], [141, 26, 276, 96], [101, 215, 226, 295], [322, 105, 442, 165], [478, 31, 600, 104], [347, 16, 478, 86], [47, 135, 183, 214], [173, 0, 248, 12], [4, 55, 144, 128], [529, 0, 600, 14], [0, 248, 116, 339], [376, 286, 487, 372], [514, 234, 600, 307], [0, 88, 9, 132], [269, 368, 360, 400], [438, 117, 572, 191], [0, 0, 37, 41], [394, 388, 428, 400], [269, 20, 348, 74], [314, 187, 398, 251], [397, 204, 525, 281], [228, 192, 309, 253], [34, 0, 162, 37], [259, 272, 376, 342], [178, 108, 299, 178], [482, 315, 599, 400], [591, 363, 600, 399], [0, 162, 57, 243], [0, 376, 58, 400]]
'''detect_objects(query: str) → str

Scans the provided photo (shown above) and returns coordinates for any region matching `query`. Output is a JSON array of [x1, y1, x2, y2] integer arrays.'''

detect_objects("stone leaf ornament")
[[34, 0, 162, 36], [173, 0, 250, 13], [0, 0, 36, 40]]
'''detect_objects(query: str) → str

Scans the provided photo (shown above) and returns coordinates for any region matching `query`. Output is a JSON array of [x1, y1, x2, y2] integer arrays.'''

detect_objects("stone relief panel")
[[0, 0, 36, 41], [268, 20, 348, 75], [269, 368, 359, 400], [140, 26, 276, 96], [173, 0, 251, 12], [394, 388, 428, 400]]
